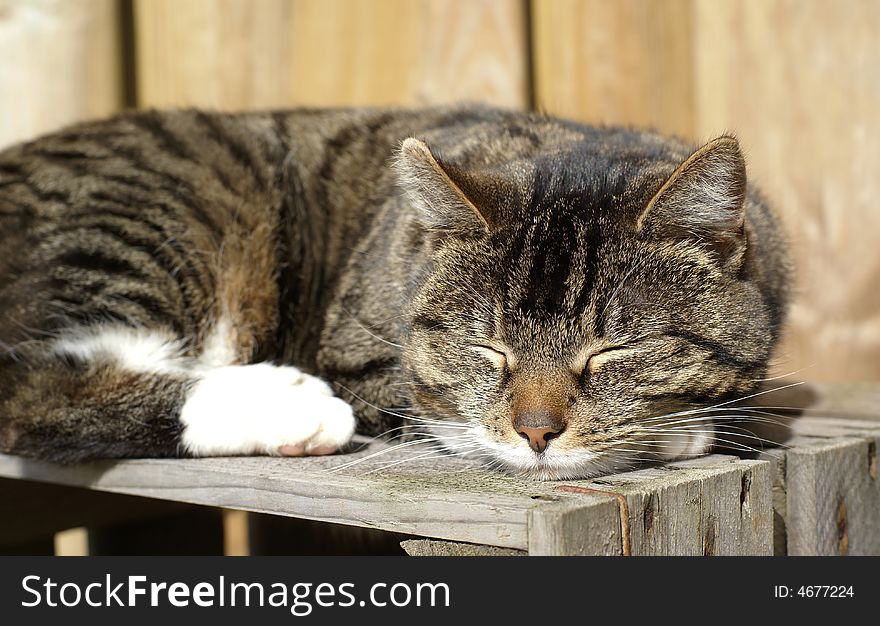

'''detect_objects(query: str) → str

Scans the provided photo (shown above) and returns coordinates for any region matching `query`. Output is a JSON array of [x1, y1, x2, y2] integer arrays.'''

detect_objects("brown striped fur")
[[0, 105, 790, 477]]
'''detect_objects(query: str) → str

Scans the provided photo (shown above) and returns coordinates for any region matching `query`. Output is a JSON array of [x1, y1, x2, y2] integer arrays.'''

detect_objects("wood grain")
[[0, 447, 773, 555], [783, 436, 880, 555], [135, 0, 529, 109], [527, 495, 623, 556], [756, 383, 880, 555], [134, 0, 296, 109], [0, 0, 122, 148], [532, 0, 695, 138], [692, 0, 880, 383], [758, 411, 880, 555], [400, 539, 526, 556], [0, 450, 558, 550], [587, 455, 773, 556]]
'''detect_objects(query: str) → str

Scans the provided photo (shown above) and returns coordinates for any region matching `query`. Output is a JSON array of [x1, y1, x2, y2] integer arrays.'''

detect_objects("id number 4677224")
[[774, 586, 854, 598]]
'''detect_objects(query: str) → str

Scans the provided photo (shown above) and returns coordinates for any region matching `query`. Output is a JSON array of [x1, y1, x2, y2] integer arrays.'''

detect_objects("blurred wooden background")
[[1, 0, 877, 386]]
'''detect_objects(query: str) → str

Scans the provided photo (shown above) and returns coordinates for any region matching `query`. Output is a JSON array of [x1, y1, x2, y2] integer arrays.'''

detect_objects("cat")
[[0, 105, 790, 480]]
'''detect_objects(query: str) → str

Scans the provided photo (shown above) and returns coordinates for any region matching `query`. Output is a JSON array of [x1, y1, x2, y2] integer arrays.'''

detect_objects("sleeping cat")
[[0, 105, 790, 479]]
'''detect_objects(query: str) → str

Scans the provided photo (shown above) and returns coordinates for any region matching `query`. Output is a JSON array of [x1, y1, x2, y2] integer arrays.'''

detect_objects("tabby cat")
[[0, 105, 790, 479]]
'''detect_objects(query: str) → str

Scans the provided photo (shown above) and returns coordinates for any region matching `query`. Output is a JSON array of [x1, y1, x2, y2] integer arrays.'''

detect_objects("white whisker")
[[339, 306, 405, 349]]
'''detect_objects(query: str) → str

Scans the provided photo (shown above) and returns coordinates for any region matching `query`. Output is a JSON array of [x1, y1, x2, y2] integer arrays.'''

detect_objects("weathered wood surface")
[[526, 455, 773, 556], [0, 446, 772, 555], [527, 495, 623, 556], [750, 382, 880, 555], [0, 382, 876, 555], [596, 457, 772, 556], [760, 420, 880, 555], [784, 436, 880, 556], [401, 539, 525, 557]]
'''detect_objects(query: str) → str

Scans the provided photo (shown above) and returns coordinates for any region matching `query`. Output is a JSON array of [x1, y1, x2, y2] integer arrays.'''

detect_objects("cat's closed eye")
[[470, 344, 512, 371], [574, 345, 630, 381]]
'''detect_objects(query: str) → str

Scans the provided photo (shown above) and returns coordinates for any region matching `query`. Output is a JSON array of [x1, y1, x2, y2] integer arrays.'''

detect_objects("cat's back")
[[0, 103, 788, 309], [0, 104, 691, 213]]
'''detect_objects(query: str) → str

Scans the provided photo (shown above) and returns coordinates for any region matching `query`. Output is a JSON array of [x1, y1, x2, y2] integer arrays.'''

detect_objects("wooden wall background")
[[1, 0, 878, 387]]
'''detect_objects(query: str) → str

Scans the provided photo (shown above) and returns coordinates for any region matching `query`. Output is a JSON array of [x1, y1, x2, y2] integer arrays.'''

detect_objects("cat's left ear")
[[637, 136, 747, 265], [395, 137, 493, 236]]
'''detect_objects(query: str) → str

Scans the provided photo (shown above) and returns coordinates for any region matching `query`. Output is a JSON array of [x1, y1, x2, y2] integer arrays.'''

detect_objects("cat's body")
[[0, 105, 790, 479]]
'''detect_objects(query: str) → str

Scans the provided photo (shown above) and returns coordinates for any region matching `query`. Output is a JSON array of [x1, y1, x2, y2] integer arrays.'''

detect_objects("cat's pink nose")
[[513, 410, 566, 453]]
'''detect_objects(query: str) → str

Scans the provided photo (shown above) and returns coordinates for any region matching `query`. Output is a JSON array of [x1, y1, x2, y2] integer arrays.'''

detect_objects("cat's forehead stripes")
[[494, 188, 626, 350]]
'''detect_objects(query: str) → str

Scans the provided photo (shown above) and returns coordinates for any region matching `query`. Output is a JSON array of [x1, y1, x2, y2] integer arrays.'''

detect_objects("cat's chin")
[[447, 435, 633, 481], [427, 425, 716, 481], [495, 449, 636, 481], [484, 433, 715, 481]]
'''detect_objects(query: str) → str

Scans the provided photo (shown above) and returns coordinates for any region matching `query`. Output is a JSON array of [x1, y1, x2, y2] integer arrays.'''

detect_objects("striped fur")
[[0, 105, 790, 478]]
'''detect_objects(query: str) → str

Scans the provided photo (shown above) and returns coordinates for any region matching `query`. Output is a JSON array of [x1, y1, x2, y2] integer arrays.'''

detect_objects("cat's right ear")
[[394, 138, 493, 236], [636, 136, 747, 266]]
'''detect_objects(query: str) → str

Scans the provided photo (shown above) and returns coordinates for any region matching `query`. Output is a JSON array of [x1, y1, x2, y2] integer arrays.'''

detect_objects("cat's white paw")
[[180, 363, 355, 457]]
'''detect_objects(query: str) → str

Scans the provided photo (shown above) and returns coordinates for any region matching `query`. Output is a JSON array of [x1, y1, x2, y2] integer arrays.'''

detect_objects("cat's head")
[[395, 132, 783, 480]]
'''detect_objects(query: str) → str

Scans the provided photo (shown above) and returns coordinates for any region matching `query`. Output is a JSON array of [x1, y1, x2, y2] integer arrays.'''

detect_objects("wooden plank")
[[223, 510, 250, 556], [528, 455, 773, 556], [0, 384, 874, 555], [134, 0, 296, 109], [527, 496, 622, 556], [760, 432, 880, 557], [287, 0, 529, 108], [782, 436, 880, 556], [0, 447, 773, 554], [0, 450, 554, 551], [532, 0, 695, 138], [0, 0, 123, 148], [692, 0, 880, 383], [135, 0, 528, 109], [2, 385, 873, 556], [54, 528, 88, 556], [753, 382, 880, 555], [401, 539, 525, 556], [762, 449, 788, 556], [577, 455, 773, 556]]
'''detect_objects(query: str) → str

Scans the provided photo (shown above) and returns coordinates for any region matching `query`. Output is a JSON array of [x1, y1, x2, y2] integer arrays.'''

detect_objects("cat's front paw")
[[180, 363, 356, 457]]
